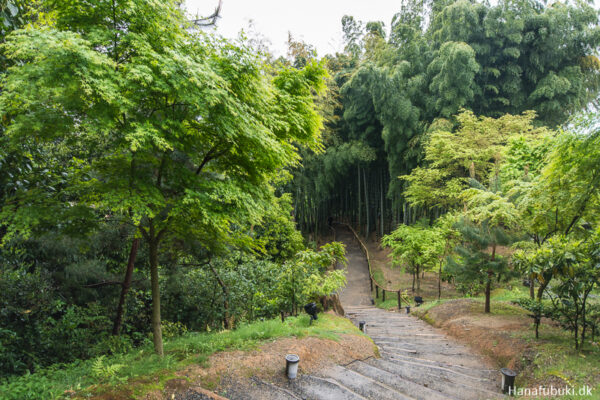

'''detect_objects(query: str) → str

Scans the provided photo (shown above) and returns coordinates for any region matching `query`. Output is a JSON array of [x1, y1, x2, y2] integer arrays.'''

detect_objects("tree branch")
[[195, 144, 230, 175], [190, 0, 222, 27], [83, 279, 143, 288]]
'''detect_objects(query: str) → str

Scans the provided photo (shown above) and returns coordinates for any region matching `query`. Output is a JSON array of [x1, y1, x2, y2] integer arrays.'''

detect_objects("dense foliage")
[[0, 0, 347, 379], [292, 0, 600, 237], [1, 0, 600, 391]]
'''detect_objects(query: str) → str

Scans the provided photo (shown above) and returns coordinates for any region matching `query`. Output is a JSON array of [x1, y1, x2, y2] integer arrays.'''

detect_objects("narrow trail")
[[334, 226, 372, 307], [221, 225, 505, 400]]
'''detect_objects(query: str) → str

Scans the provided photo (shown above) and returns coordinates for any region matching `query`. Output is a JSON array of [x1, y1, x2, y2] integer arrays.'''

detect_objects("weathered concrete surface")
[[208, 226, 505, 400], [334, 226, 372, 307]]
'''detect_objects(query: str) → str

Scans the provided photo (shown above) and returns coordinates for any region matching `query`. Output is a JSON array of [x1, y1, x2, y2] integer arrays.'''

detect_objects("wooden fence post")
[[383, 290, 386, 302], [397, 291, 402, 310], [376, 286, 379, 299]]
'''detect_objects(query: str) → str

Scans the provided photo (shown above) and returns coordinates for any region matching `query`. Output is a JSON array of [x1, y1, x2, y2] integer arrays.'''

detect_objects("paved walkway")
[[334, 226, 372, 307], [215, 225, 505, 400]]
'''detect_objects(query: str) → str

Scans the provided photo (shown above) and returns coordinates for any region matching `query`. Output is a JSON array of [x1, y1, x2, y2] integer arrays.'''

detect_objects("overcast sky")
[[185, 0, 402, 57]]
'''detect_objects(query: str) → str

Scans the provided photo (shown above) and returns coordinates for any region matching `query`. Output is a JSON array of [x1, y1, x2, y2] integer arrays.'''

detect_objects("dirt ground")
[[411, 297, 597, 398], [146, 329, 376, 400], [416, 299, 533, 369]]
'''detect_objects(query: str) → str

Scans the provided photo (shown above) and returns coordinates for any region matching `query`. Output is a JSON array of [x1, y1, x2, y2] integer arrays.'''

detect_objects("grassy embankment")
[[366, 238, 461, 310], [414, 289, 600, 399], [1, 314, 365, 400]]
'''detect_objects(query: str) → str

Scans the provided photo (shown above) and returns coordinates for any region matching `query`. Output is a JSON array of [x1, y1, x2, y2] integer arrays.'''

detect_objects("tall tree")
[[292, 0, 600, 232], [0, 0, 327, 355]]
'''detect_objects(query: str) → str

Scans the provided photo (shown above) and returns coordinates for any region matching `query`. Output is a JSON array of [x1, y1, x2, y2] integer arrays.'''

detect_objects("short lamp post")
[[359, 321, 366, 332], [286, 354, 300, 379], [304, 302, 318, 325], [500, 367, 517, 395]]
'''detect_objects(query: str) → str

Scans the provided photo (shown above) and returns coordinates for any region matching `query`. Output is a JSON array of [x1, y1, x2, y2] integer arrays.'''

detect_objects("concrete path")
[[334, 225, 372, 307], [221, 225, 505, 400]]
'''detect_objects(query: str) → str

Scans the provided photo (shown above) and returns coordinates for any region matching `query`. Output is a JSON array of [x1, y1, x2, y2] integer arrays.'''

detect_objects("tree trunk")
[[363, 167, 369, 237], [358, 165, 362, 232], [149, 237, 164, 356], [529, 275, 535, 299], [380, 169, 384, 238], [416, 265, 421, 294], [574, 306, 579, 350], [580, 290, 591, 351], [485, 245, 496, 313], [209, 261, 231, 329], [438, 261, 442, 300], [537, 280, 549, 301], [485, 273, 492, 313], [411, 268, 415, 292], [112, 238, 140, 335]]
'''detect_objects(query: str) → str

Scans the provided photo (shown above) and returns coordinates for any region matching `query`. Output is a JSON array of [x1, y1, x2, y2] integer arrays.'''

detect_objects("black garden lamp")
[[500, 367, 517, 394], [304, 302, 318, 325]]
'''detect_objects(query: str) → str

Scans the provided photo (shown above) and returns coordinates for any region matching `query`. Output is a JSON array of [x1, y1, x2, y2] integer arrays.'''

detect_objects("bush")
[[0, 268, 117, 377]]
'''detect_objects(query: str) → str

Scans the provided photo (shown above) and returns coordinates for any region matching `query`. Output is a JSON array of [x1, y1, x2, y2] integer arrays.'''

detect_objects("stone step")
[[365, 358, 503, 400], [321, 365, 415, 400], [377, 341, 480, 357], [365, 328, 444, 335], [381, 348, 493, 370], [347, 318, 415, 325], [378, 351, 497, 383], [346, 360, 457, 400], [346, 310, 405, 315], [224, 377, 302, 400], [289, 374, 369, 400], [377, 350, 497, 379], [369, 335, 451, 343]]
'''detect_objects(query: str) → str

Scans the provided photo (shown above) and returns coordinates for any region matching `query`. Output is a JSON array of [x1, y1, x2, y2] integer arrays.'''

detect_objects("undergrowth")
[[0, 313, 362, 400]]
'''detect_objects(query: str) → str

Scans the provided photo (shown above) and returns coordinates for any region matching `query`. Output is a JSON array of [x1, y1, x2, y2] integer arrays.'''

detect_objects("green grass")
[[0, 313, 363, 400], [512, 322, 600, 399], [412, 298, 451, 314], [372, 269, 386, 288], [374, 296, 400, 310]]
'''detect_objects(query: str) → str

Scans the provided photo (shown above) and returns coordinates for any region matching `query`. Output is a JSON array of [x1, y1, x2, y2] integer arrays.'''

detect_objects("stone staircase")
[[224, 306, 504, 400], [218, 224, 505, 400]]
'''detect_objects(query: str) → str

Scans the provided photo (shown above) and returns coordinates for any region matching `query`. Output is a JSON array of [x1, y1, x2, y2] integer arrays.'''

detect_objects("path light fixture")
[[304, 302, 318, 325], [500, 367, 517, 394], [371, 298, 375, 305], [359, 321, 366, 332], [285, 354, 300, 379], [406, 306, 411, 314]]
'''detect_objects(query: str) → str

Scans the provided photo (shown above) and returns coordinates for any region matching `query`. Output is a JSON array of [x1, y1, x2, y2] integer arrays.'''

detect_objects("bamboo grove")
[[290, 0, 600, 239]]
